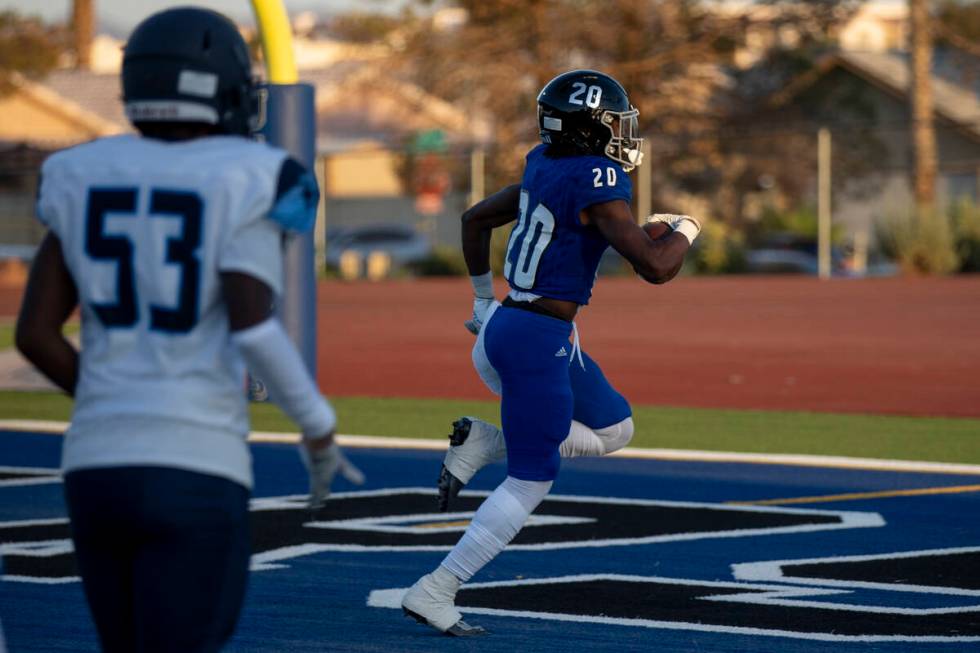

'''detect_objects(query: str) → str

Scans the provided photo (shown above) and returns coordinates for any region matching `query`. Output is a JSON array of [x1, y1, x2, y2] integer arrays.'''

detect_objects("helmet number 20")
[[569, 82, 603, 108]]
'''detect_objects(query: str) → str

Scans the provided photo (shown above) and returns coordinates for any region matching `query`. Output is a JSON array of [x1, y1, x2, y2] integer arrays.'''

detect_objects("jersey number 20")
[[85, 187, 202, 333]]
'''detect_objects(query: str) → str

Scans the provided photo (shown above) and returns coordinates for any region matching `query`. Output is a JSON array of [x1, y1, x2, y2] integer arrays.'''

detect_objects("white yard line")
[[1, 418, 979, 476]]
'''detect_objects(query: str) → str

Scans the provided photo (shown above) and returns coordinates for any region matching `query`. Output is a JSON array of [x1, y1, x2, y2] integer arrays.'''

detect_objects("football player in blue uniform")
[[15, 8, 360, 652], [402, 70, 701, 635]]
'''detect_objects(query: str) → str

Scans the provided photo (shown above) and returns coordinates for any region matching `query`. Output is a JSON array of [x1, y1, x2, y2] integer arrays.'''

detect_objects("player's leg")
[[438, 349, 631, 509], [437, 416, 505, 510], [404, 307, 572, 635], [436, 304, 509, 509], [129, 467, 250, 653], [63, 468, 140, 653], [561, 349, 634, 457]]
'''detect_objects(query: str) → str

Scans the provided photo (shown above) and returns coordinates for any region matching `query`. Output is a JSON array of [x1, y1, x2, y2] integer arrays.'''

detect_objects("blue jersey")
[[503, 144, 632, 305]]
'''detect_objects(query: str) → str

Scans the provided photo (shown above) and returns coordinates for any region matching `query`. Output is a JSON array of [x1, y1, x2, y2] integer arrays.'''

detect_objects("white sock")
[[441, 476, 552, 582], [559, 417, 634, 458]]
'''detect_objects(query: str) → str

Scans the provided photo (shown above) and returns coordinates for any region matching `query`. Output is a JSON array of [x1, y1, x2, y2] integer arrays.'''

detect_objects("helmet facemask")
[[600, 107, 643, 172]]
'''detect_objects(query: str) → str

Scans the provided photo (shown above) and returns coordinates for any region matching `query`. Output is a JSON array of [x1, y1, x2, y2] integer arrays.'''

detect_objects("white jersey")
[[36, 134, 312, 488]]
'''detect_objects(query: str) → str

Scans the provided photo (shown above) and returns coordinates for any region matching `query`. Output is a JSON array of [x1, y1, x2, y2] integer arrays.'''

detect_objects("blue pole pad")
[[260, 83, 318, 376]]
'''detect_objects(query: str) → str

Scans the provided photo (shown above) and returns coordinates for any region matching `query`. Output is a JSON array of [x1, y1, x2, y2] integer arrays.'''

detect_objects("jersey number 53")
[[84, 187, 202, 333]]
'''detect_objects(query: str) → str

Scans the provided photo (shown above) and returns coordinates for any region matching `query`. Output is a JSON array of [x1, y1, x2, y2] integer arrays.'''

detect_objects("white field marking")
[[248, 494, 308, 510], [0, 465, 58, 476], [245, 488, 883, 554], [0, 420, 69, 434], [4, 419, 980, 476], [732, 546, 980, 597], [249, 562, 287, 572], [0, 477, 61, 488], [0, 465, 61, 488], [699, 589, 980, 616], [3, 575, 79, 585], [367, 574, 980, 643], [0, 489, 882, 583], [303, 512, 594, 535], [0, 464, 60, 487], [0, 517, 68, 529], [0, 539, 73, 557], [0, 533, 76, 584]]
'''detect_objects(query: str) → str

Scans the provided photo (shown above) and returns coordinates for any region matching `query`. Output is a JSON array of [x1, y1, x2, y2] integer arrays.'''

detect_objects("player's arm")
[[15, 233, 79, 395], [220, 273, 332, 446], [585, 200, 695, 284], [461, 183, 522, 275], [222, 271, 363, 508], [460, 183, 521, 334], [221, 155, 362, 508]]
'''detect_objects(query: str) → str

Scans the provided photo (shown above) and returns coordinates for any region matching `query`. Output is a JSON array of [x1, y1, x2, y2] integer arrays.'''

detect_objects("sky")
[[0, 0, 405, 33]]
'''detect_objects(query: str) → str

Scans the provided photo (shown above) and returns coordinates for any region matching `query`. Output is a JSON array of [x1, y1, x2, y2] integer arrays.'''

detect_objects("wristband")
[[470, 271, 494, 299], [674, 219, 701, 245], [231, 318, 336, 439]]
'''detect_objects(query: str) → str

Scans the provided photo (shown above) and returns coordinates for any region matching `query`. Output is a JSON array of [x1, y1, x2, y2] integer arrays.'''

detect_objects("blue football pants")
[[63, 466, 250, 653], [483, 306, 631, 481]]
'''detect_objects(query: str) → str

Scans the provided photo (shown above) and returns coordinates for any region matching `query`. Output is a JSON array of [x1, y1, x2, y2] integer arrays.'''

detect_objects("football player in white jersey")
[[14, 8, 358, 652]]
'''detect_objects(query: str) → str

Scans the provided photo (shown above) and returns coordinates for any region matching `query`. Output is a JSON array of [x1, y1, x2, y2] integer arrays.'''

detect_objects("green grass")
[[0, 323, 14, 351], [2, 391, 979, 465]]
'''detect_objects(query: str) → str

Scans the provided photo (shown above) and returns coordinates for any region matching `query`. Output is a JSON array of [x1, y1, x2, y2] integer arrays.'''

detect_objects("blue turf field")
[[2, 429, 980, 652]]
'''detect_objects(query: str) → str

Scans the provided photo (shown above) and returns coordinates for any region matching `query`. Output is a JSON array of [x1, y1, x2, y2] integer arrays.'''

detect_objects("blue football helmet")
[[122, 7, 261, 136], [537, 69, 643, 171]]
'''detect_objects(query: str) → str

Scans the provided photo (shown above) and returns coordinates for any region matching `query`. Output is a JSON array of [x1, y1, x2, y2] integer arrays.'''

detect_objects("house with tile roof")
[[760, 48, 980, 239], [0, 58, 488, 256]]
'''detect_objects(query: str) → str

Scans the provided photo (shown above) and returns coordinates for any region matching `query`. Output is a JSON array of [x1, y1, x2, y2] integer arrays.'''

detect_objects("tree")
[[909, 0, 937, 210], [380, 0, 858, 219], [0, 11, 66, 95], [935, 0, 980, 54]]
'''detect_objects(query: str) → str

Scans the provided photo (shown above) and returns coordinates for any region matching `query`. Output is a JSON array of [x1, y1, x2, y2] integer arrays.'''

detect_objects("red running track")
[[315, 276, 980, 418], [2, 276, 978, 417]]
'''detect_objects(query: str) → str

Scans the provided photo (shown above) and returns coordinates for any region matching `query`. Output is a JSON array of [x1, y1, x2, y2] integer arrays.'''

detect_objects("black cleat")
[[449, 418, 474, 446], [445, 620, 488, 636], [437, 465, 466, 512], [436, 418, 475, 512], [402, 607, 487, 637]]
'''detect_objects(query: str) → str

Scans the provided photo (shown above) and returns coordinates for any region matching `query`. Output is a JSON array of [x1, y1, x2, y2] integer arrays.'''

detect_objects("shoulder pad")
[[268, 157, 319, 233]]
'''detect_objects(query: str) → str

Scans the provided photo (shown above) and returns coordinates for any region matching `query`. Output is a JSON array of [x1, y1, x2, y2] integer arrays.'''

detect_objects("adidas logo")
[[555, 346, 568, 357]]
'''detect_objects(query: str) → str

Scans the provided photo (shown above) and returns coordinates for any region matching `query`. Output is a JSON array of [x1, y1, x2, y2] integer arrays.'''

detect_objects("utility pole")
[[469, 147, 485, 208], [909, 0, 937, 212], [72, 0, 94, 70], [817, 127, 832, 280], [636, 139, 652, 224]]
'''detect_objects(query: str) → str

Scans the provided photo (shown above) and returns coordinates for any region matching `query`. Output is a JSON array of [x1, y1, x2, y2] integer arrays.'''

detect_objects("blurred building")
[[2, 4, 976, 270], [765, 49, 980, 239], [838, 1, 909, 52], [0, 40, 488, 258], [717, 0, 909, 67]]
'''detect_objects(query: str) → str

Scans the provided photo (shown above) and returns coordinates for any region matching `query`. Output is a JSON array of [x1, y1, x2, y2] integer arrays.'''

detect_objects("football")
[[642, 220, 672, 240]]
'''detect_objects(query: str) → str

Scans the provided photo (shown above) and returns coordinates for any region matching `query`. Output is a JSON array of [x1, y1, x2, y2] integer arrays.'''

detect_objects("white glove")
[[299, 441, 365, 509], [646, 213, 702, 245], [464, 296, 495, 335]]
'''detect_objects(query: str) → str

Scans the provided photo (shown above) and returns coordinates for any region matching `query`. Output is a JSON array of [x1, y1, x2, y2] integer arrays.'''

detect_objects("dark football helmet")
[[122, 7, 261, 136], [537, 69, 643, 171]]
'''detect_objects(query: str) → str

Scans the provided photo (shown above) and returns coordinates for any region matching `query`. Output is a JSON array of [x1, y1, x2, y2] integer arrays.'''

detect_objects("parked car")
[[324, 223, 433, 271], [745, 233, 843, 275]]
